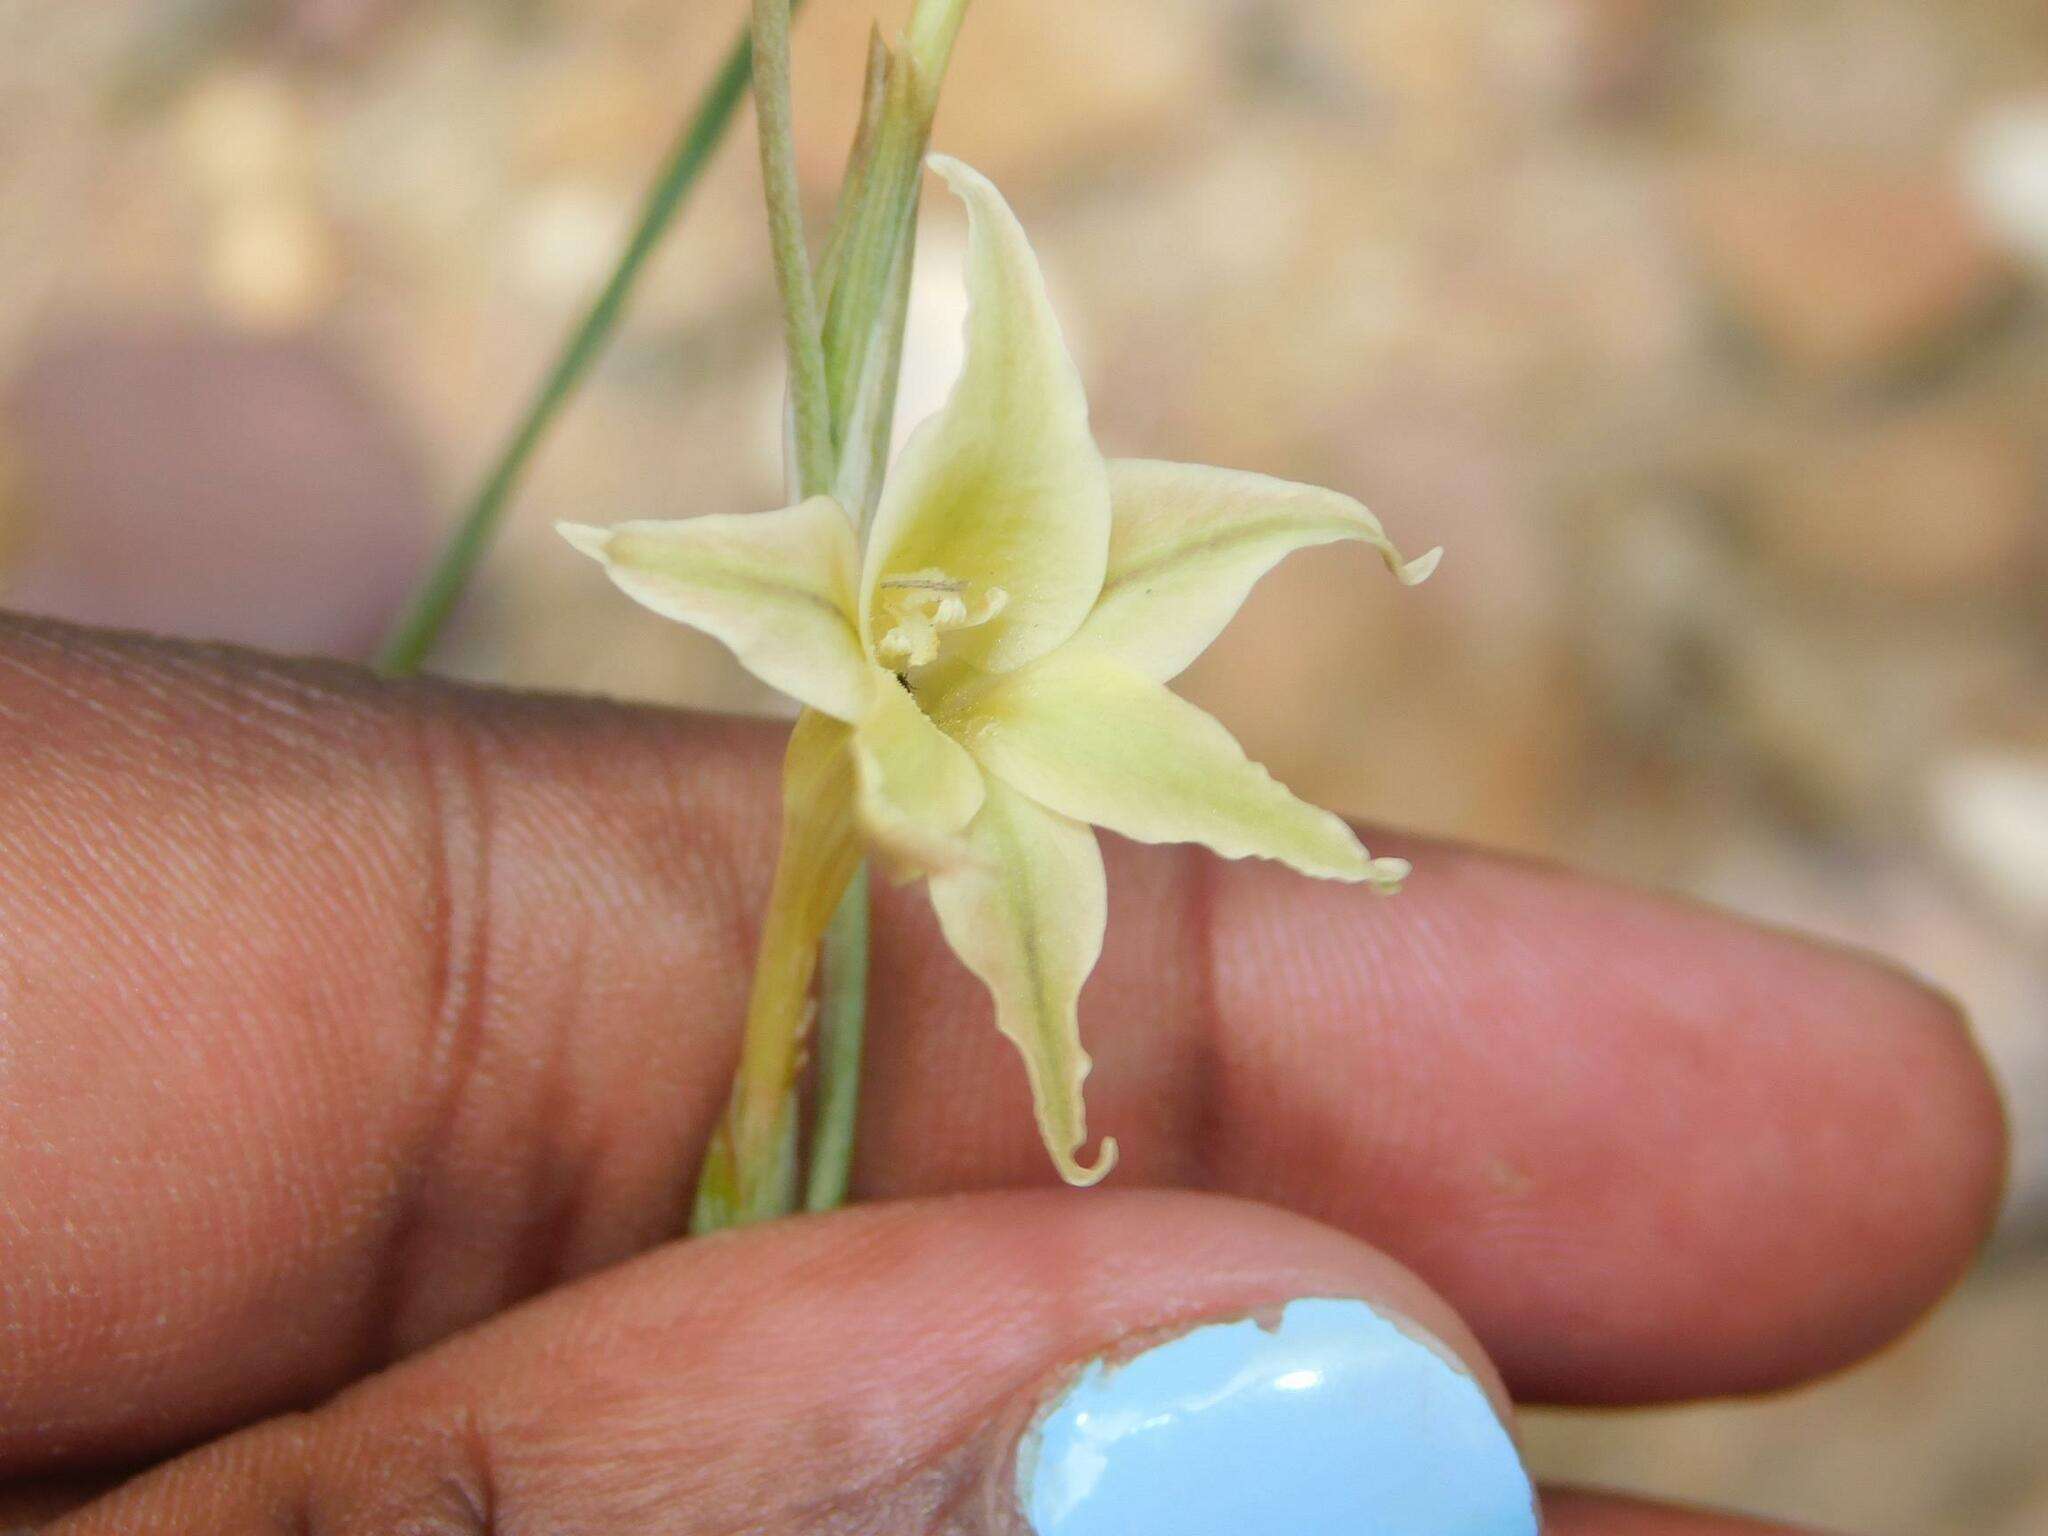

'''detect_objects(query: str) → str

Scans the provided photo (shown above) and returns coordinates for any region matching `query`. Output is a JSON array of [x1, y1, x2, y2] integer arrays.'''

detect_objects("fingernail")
[[1010, 1297, 1536, 1536]]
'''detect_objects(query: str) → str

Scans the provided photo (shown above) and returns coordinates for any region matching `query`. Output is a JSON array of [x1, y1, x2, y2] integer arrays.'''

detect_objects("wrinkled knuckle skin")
[[0, 618, 775, 1473]]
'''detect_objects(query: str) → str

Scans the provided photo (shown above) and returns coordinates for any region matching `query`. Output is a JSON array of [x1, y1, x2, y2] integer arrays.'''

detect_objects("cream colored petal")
[[859, 156, 1111, 674], [559, 499, 871, 721], [852, 673, 986, 876], [1071, 459, 1443, 682], [926, 775, 1117, 1187], [953, 648, 1409, 888]]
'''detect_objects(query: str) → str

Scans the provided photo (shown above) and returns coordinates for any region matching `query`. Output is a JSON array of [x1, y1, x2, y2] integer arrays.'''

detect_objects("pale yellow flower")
[[562, 156, 1438, 1188]]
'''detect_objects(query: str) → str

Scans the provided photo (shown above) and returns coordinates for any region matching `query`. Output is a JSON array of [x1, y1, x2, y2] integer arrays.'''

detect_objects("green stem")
[[749, 0, 834, 499], [800, 0, 972, 1219], [906, 0, 973, 81], [373, 9, 790, 678], [804, 864, 870, 1212], [712, 0, 857, 1234]]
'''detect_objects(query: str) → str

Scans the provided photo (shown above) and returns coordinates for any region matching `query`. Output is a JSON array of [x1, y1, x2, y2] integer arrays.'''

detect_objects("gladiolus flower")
[[563, 157, 1438, 1188]]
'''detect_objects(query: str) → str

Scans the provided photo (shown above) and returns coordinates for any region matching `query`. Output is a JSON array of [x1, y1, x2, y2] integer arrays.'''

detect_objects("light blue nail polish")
[[1018, 1297, 1536, 1536]]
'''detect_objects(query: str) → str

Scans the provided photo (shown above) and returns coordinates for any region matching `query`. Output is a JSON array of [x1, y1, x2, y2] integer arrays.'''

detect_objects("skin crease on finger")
[[0, 617, 2008, 1480], [29, 1195, 1806, 1535]]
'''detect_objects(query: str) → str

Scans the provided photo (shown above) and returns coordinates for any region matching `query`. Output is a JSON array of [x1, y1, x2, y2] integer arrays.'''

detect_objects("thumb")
[[47, 1191, 1816, 1535], [50, 1192, 1539, 1535]]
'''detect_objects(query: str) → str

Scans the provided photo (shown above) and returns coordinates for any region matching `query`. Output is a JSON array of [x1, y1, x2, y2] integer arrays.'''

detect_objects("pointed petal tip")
[[557, 522, 612, 562], [1395, 545, 1444, 586], [1056, 1135, 1119, 1188]]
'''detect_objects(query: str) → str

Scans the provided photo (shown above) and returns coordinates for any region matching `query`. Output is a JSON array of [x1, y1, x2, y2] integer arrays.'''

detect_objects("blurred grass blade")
[[750, 0, 835, 500], [375, 4, 805, 677]]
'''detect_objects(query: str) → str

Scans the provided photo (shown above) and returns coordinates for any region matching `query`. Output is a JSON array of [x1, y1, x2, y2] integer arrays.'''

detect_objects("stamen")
[[875, 567, 1007, 671]]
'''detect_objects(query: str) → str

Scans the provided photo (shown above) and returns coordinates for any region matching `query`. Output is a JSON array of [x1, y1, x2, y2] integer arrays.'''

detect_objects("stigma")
[[876, 568, 1008, 670]]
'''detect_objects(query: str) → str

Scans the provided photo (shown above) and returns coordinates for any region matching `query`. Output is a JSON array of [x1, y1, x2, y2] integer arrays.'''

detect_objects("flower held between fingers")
[[562, 156, 1439, 1188]]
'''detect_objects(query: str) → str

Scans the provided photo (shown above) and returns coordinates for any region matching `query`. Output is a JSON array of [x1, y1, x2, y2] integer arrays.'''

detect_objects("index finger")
[[0, 617, 2005, 1474]]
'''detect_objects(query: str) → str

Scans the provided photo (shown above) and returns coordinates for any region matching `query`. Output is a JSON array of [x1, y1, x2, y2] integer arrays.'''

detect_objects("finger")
[[0, 620, 2003, 1473], [0, 1473, 1832, 1532], [864, 833, 2004, 1410], [12, 1485, 1823, 1536], [47, 1192, 1541, 1536], [1543, 1490, 1824, 1535]]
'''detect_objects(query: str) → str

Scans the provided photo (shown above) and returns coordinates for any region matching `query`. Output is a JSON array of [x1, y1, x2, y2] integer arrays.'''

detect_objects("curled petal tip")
[[1367, 856, 1413, 895], [925, 152, 994, 204], [557, 522, 613, 562], [1395, 546, 1444, 587], [1057, 1136, 1119, 1188]]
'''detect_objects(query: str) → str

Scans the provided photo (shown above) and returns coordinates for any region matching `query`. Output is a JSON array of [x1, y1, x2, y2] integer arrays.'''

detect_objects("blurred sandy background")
[[2, 2, 2045, 1529]]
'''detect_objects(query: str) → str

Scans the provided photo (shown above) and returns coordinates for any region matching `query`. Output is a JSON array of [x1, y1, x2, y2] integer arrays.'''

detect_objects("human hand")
[[0, 617, 2004, 1533]]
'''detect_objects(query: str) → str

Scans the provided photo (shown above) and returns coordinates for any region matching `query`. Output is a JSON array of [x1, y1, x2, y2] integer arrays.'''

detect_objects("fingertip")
[[1715, 931, 2013, 1385], [1192, 835, 2018, 1399], [1844, 963, 2010, 1308], [1001, 1291, 1533, 1536]]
